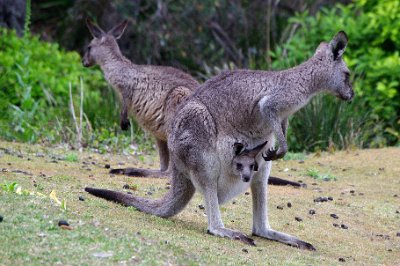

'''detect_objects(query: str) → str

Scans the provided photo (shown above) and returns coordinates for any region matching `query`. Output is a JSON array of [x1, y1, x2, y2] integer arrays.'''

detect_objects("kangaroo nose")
[[242, 176, 250, 182]]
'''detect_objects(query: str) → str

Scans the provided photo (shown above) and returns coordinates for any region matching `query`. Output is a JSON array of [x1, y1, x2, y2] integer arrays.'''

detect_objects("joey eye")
[[249, 164, 254, 170], [236, 163, 243, 171]]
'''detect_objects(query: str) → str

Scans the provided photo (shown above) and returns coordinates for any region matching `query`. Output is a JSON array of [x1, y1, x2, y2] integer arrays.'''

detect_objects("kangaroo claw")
[[234, 234, 256, 246], [295, 240, 316, 251], [262, 148, 277, 161], [208, 229, 256, 246]]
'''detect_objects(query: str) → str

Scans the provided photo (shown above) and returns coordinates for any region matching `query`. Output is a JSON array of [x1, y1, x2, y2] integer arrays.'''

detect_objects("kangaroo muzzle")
[[242, 175, 251, 182]]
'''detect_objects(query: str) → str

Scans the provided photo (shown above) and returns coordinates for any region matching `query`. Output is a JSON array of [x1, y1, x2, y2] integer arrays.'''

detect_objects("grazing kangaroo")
[[86, 31, 353, 249], [82, 19, 298, 187]]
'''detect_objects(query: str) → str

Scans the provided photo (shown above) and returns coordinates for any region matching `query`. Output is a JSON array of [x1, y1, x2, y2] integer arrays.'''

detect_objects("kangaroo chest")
[[217, 176, 251, 204]]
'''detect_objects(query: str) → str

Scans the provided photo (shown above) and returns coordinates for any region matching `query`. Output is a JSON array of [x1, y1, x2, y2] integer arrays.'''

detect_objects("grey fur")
[[82, 19, 199, 174], [86, 32, 353, 249], [82, 20, 304, 187]]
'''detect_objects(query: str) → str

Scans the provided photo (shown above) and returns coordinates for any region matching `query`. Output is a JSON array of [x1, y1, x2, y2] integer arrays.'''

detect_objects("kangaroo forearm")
[[275, 125, 288, 155], [262, 109, 287, 159]]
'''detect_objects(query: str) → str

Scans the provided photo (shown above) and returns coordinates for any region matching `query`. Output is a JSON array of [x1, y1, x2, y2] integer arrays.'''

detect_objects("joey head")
[[233, 141, 268, 183]]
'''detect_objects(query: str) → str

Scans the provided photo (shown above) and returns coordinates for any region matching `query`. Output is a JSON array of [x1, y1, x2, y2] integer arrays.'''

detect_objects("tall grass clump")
[[287, 95, 375, 152], [24, 0, 31, 37]]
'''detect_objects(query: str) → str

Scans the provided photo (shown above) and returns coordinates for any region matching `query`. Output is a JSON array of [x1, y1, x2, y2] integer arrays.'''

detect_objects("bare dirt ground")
[[0, 140, 399, 265]]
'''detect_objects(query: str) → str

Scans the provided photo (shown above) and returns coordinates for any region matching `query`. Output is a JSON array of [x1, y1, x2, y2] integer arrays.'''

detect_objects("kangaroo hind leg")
[[202, 179, 256, 246]]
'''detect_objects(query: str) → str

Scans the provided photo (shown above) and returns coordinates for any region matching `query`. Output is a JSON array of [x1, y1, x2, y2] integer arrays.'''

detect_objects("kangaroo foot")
[[109, 167, 168, 178], [207, 228, 256, 246], [268, 176, 305, 187], [253, 229, 315, 251]]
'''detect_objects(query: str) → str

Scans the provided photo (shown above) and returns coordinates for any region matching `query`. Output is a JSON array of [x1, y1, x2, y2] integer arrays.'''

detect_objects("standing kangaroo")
[[82, 19, 198, 176], [82, 19, 298, 187], [86, 31, 353, 249]]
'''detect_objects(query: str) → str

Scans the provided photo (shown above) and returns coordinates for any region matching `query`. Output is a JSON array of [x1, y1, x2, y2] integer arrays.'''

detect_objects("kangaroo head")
[[313, 31, 354, 101], [82, 19, 128, 67], [232, 140, 268, 183]]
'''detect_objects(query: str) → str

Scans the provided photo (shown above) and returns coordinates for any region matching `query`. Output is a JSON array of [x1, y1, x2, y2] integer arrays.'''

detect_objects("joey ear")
[[234, 143, 245, 156], [329, 31, 348, 60], [86, 19, 105, 38], [253, 161, 259, 172], [108, 20, 128, 39], [245, 140, 269, 157]]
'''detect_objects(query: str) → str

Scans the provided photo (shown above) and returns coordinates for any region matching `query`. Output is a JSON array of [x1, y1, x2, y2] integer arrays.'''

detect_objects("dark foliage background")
[[0, 0, 398, 153], [30, 0, 349, 73]]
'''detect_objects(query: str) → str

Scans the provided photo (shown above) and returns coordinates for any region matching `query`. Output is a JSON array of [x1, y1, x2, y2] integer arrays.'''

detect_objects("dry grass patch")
[[0, 141, 399, 265]]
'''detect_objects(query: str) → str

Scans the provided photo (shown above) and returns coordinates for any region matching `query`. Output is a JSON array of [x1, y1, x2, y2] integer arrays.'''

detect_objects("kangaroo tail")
[[85, 170, 195, 218]]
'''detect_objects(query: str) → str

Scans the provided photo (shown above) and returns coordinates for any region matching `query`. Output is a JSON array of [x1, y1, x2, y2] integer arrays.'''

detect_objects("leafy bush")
[[0, 29, 150, 153], [267, 0, 400, 150]]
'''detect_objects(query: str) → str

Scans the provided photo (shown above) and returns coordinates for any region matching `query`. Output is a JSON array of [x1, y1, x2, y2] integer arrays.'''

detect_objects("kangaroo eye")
[[236, 163, 243, 170], [249, 164, 254, 170]]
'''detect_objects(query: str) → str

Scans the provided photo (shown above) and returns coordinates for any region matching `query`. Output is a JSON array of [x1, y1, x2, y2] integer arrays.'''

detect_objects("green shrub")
[[0, 29, 150, 153], [266, 0, 400, 150]]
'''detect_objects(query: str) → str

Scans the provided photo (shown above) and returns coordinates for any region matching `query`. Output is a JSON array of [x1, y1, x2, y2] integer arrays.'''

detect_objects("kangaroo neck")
[[274, 58, 326, 109], [279, 58, 326, 97], [98, 51, 138, 95]]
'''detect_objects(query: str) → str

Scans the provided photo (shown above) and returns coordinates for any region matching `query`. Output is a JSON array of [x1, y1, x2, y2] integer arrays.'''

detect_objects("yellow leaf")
[[15, 186, 22, 195], [49, 190, 61, 205], [35, 192, 46, 198]]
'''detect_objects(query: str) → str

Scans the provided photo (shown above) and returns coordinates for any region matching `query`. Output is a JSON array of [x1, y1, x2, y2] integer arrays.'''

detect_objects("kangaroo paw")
[[262, 148, 278, 161], [233, 233, 256, 246], [253, 229, 315, 251], [295, 239, 316, 251], [262, 148, 287, 161], [208, 228, 256, 246]]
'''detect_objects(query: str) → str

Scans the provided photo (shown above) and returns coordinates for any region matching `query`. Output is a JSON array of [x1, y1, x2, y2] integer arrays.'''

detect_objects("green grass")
[[0, 192, 194, 265], [1, 182, 22, 193], [283, 152, 307, 161], [305, 168, 337, 181], [64, 153, 79, 162], [1, 140, 399, 265]]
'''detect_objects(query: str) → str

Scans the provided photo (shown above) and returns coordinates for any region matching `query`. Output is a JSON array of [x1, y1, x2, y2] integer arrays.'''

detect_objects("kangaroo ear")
[[329, 31, 348, 60], [108, 20, 128, 39], [253, 161, 259, 172], [86, 19, 105, 38], [245, 140, 269, 157], [234, 143, 245, 156]]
